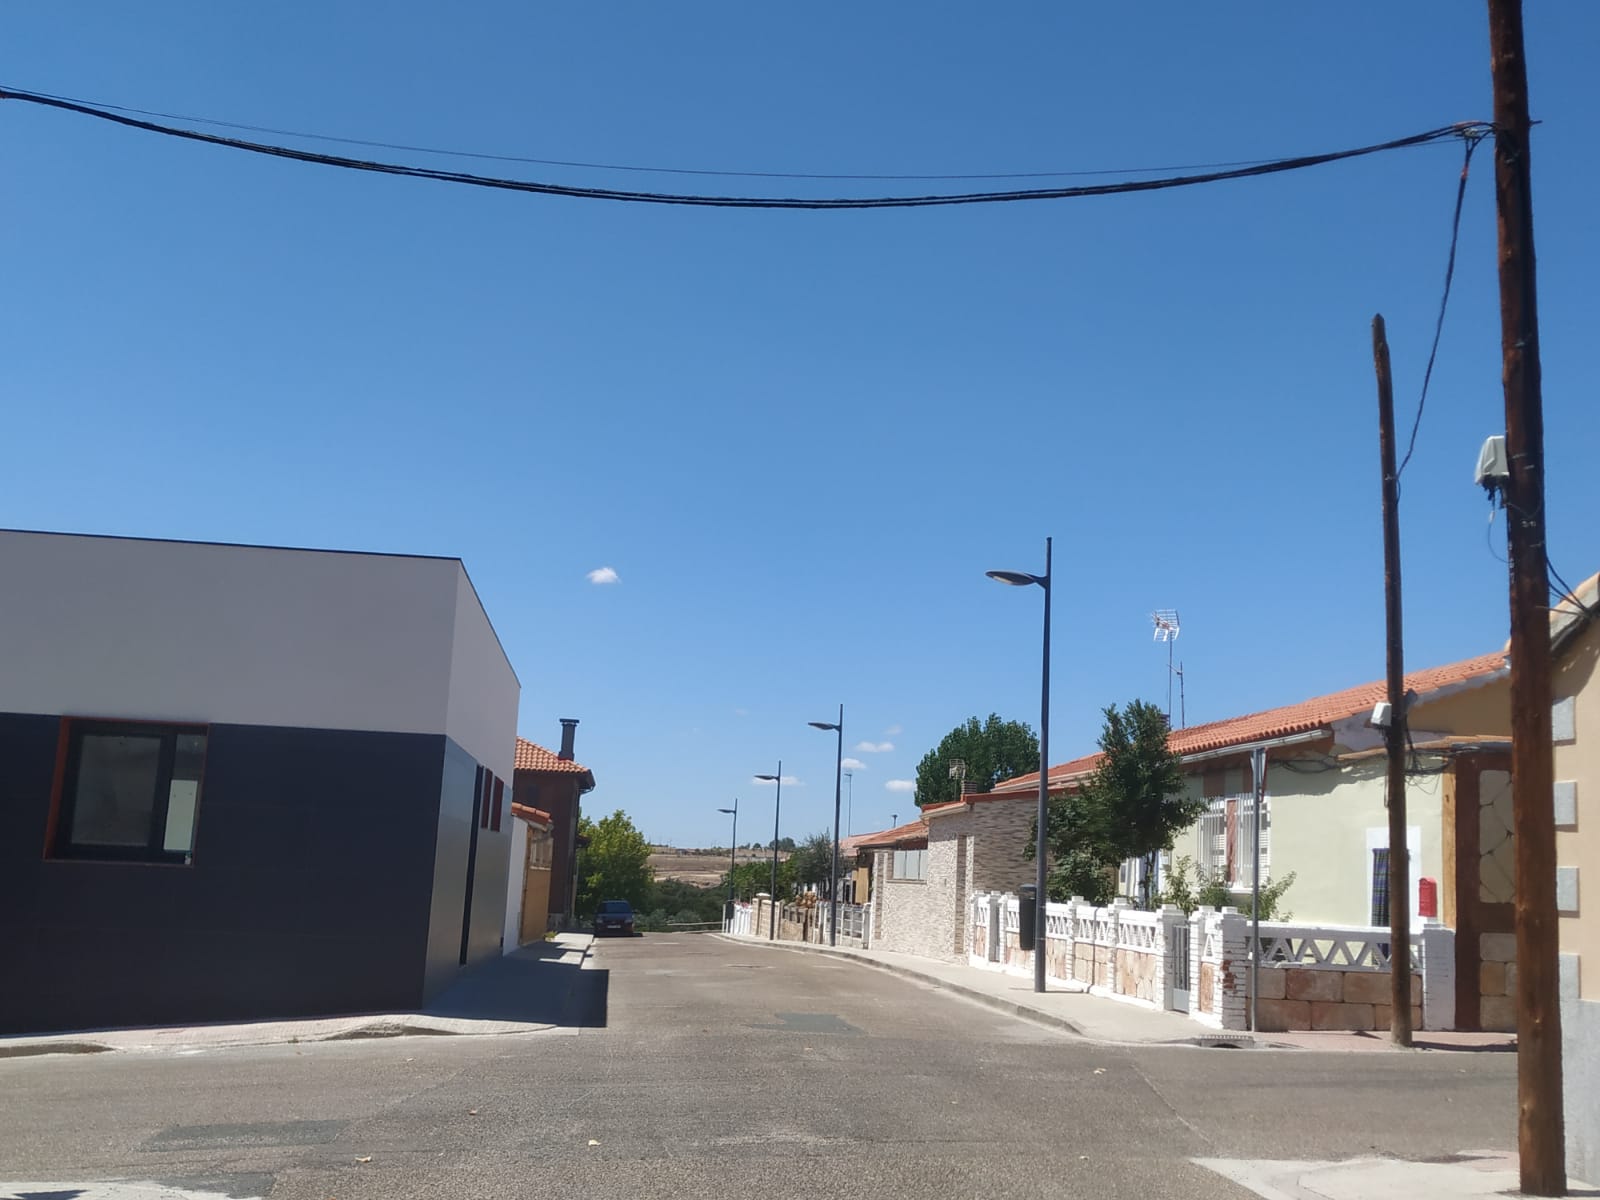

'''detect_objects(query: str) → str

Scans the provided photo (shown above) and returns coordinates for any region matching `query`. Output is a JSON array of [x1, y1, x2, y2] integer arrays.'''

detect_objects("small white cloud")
[[840, 757, 868, 771], [855, 740, 894, 754], [885, 779, 915, 793], [586, 566, 620, 585], [734, 707, 749, 717], [884, 724, 903, 736], [752, 775, 802, 787]]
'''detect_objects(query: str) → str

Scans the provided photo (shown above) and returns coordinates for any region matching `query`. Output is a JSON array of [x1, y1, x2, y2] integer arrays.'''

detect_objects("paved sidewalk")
[[716, 932, 1516, 1053], [1197, 1150, 1596, 1198], [0, 934, 595, 1058]]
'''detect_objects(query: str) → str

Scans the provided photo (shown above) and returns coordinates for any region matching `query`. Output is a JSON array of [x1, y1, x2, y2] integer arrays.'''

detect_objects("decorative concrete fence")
[[1242, 920, 1453, 1033], [969, 891, 1457, 1032], [969, 892, 1177, 1005], [724, 895, 871, 949]]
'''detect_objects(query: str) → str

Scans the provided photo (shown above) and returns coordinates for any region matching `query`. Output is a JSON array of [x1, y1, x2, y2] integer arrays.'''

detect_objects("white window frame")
[[1196, 800, 1228, 881], [1234, 794, 1271, 885], [892, 848, 927, 881]]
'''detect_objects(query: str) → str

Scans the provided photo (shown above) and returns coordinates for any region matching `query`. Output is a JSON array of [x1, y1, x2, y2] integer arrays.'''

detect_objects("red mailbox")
[[1418, 877, 1438, 918]]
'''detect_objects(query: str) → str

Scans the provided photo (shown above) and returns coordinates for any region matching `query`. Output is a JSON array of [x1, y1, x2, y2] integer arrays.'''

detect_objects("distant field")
[[648, 846, 783, 885]]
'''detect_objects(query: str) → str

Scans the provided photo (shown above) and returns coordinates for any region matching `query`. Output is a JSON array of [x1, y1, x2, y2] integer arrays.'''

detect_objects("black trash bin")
[[1018, 883, 1038, 952]]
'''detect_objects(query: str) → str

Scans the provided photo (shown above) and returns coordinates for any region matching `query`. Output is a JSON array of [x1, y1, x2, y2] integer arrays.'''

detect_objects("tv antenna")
[[947, 758, 968, 800], [1152, 609, 1184, 727]]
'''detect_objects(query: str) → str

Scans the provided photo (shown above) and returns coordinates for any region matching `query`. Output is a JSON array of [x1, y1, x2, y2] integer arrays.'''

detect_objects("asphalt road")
[[0, 934, 1517, 1200]]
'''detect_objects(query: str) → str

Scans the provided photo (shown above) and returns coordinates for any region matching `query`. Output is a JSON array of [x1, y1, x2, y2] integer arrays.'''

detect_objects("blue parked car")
[[592, 899, 636, 936]]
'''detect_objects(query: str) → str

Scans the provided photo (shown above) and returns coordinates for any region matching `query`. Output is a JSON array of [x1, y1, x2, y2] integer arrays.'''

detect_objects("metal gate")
[[1166, 921, 1191, 1011]]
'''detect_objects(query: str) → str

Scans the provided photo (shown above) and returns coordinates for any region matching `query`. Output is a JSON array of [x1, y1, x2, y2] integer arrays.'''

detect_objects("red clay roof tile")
[[842, 818, 929, 851], [515, 737, 592, 775], [990, 650, 1507, 795], [511, 802, 553, 827]]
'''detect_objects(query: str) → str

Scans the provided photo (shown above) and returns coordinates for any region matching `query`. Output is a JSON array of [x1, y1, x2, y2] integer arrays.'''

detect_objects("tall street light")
[[754, 764, 783, 940], [988, 535, 1052, 994], [717, 800, 738, 905], [809, 704, 845, 947]]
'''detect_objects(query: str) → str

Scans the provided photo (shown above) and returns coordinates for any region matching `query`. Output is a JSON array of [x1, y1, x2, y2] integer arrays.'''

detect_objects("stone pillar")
[[1106, 901, 1127, 992], [1216, 907, 1248, 1031], [986, 893, 1002, 963], [1419, 919, 1456, 1031], [1189, 906, 1210, 1016], [754, 893, 772, 939]]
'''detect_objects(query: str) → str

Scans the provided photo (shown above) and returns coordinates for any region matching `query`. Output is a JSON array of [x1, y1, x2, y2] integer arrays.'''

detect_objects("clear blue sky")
[[5, 4, 1597, 848]]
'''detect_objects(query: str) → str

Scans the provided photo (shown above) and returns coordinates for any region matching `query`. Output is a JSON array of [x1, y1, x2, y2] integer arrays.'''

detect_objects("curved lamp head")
[[808, 720, 841, 732], [987, 569, 1043, 587], [754, 774, 780, 782], [718, 807, 736, 814]]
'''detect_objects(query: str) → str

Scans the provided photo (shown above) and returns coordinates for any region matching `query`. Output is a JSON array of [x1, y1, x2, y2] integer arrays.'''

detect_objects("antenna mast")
[[1152, 610, 1181, 725]]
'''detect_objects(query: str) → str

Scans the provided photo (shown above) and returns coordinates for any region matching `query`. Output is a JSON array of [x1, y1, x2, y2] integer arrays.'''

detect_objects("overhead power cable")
[[2, 85, 1354, 182], [1397, 127, 1490, 482], [0, 85, 1489, 210]]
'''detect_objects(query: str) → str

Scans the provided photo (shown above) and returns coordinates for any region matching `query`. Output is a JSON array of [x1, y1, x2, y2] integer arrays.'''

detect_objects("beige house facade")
[[1552, 575, 1598, 1183]]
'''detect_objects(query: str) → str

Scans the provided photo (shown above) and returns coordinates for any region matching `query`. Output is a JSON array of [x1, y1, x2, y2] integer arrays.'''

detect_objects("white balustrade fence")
[[824, 902, 870, 944], [967, 894, 1458, 1033], [723, 897, 870, 948], [724, 902, 754, 937], [1250, 922, 1415, 971]]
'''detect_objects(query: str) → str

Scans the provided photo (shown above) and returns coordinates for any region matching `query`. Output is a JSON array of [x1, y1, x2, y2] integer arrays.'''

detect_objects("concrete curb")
[[0, 1015, 558, 1059], [713, 935, 1529, 1054], [711, 932, 1092, 1038], [0, 936, 598, 1059], [0, 1040, 114, 1060]]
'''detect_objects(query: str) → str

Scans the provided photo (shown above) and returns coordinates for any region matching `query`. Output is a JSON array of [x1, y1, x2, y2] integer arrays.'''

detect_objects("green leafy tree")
[[913, 714, 1040, 807], [647, 878, 727, 924], [1037, 700, 1201, 908], [727, 857, 794, 900], [787, 830, 835, 889], [575, 809, 654, 917]]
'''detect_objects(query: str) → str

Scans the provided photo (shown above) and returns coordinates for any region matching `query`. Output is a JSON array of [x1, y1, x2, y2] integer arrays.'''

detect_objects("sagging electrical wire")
[[0, 85, 1489, 210], [1396, 126, 1490, 485], [1549, 559, 1597, 622], [3, 84, 1377, 183], [1486, 495, 1595, 620]]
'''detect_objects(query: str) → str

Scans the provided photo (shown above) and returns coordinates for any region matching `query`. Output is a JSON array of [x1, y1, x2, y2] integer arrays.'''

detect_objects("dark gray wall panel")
[[0, 714, 448, 1034], [423, 739, 478, 999]]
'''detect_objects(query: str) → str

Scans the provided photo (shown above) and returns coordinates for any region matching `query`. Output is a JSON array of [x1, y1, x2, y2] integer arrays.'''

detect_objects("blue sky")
[[4, 4, 1597, 849]]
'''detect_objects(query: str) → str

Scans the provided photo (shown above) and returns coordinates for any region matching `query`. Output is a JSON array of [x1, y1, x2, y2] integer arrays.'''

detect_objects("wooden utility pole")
[[1487, 0, 1565, 1192], [1372, 314, 1412, 1048]]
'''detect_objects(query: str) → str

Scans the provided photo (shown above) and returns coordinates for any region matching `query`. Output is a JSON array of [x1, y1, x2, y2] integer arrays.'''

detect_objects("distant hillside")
[[648, 845, 786, 886]]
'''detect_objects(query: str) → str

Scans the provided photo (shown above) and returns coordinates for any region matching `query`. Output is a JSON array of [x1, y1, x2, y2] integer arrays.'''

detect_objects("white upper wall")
[[445, 566, 519, 781], [0, 531, 518, 747]]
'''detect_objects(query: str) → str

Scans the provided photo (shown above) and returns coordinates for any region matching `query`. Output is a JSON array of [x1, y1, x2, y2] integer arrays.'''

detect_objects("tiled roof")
[[511, 802, 553, 827], [515, 737, 591, 775], [992, 650, 1508, 795], [843, 818, 929, 851]]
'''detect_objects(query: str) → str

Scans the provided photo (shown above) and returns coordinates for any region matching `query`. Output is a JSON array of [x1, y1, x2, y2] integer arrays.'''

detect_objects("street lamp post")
[[809, 705, 845, 947], [717, 800, 738, 904], [988, 535, 1053, 994], [754, 764, 783, 940]]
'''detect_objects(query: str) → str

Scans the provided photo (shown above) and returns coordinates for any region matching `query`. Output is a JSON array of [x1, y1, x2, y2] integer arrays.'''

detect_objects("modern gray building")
[[0, 530, 519, 1034]]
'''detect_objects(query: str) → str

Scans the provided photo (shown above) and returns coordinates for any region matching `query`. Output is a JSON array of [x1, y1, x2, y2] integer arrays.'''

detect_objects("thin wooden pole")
[[1372, 314, 1413, 1048]]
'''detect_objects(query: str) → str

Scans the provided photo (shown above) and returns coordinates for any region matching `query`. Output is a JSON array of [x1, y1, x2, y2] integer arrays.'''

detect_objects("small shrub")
[[1158, 854, 1295, 919]]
